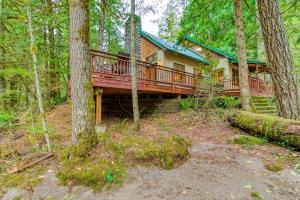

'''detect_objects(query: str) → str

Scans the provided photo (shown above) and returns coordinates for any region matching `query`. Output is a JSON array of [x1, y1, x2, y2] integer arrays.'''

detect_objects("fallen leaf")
[[245, 160, 253, 164], [244, 185, 252, 190]]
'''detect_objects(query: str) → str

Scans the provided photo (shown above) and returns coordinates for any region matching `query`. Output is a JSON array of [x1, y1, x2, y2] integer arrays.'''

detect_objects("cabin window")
[[213, 69, 224, 82], [173, 63, 185, 82], [145, 53, 158, 64], [232, 68, 239, 86], [193, 68, 202, 77]]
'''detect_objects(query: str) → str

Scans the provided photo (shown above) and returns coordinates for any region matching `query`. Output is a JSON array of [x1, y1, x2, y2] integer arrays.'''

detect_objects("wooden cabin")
[[91, 17, 273, 124], [177, 36, 273, 96]]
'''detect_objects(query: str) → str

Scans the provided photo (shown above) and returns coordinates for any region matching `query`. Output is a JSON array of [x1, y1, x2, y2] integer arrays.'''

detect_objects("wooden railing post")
[[172, 69, 175, 93]]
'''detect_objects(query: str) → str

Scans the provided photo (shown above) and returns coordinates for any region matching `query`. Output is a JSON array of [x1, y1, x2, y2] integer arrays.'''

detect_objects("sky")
[[139, 0, 170, 36], [122, 0, 171, 36]]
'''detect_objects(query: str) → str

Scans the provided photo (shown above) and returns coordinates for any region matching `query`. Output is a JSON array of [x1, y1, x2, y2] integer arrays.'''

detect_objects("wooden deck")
[[91, 50, 273, 97], [91, 50, 196, 95], [221, 77, 273, 97]]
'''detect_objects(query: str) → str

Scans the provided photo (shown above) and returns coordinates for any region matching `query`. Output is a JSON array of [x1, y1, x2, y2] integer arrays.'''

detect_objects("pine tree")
[[130, 0, 140, 132], [234, 0, 251, 111], [69, 0, 95, 144], [257, 0, 300, 119]]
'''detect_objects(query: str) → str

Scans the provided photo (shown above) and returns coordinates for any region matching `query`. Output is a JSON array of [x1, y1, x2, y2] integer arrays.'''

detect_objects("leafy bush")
[[50, 96, 68, 107], [214, 96, 241, 109], [179, 96, 195, 110], [0, 111, 16, 129], [179, 96, 241, 111]]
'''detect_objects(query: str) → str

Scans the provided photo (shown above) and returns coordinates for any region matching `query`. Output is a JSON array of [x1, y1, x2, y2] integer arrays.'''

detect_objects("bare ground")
[[1, 106, 300, 200]]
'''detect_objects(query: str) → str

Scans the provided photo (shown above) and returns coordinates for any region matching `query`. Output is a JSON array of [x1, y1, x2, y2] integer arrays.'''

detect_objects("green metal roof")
[[140, 31, 209, 64], [178, 35, 266, 65], [229, 59, 266, 65]]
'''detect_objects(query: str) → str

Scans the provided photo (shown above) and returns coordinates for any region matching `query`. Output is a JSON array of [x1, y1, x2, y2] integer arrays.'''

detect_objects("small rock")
[[95, 124, 107, 134]]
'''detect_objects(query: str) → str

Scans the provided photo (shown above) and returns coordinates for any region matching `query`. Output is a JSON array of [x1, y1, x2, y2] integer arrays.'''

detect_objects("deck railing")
[[90, 50, 196, 89], [219, 76, 273, 95], [90, 50, 273, 96]]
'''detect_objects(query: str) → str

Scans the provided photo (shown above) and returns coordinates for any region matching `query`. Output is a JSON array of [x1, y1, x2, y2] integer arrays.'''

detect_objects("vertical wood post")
[[95, 88, 103, 125], [172, 70, 175, 93]]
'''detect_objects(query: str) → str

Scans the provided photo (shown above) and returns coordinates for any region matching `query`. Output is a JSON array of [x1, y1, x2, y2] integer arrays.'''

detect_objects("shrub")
[[0, 111, 16, 130], [179, 96, 194, 110], [214, 96, 241, 109]]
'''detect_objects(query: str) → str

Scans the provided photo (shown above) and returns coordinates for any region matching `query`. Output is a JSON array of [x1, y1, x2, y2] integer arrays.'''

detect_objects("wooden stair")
[[251, 96, 277, 115]]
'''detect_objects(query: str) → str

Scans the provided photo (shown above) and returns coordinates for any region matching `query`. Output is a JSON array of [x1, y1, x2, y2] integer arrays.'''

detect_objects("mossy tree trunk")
[[130, 0, 140, 132], [69, 0, 95, 144], [257, 0, 300, 120], [228, 111, 300, 150], [27, 3, 51, 151], [0, 0, 4, 93], [234, 0, 251, 111]]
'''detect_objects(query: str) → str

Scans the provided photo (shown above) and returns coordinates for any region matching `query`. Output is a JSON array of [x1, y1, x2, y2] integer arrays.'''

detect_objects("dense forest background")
[[0, 0, 299, 113]]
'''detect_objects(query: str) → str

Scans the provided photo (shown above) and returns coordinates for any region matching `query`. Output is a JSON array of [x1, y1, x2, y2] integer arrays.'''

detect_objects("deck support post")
[[95, 88, 103, 125]]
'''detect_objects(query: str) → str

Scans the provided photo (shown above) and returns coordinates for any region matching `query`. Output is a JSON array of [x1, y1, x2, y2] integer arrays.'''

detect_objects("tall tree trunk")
[[69, 0, 95, 144], [0, 0, 5, 93], [46, 0, 60, 100], [99, 0, 105, 51], [43, 22, 51, 105], [256, 7, 266, 61], [257, 0, 300, 119], [234, 0, 251, 111], [130, 0, 140, 131], [27, 4, 51, 152]]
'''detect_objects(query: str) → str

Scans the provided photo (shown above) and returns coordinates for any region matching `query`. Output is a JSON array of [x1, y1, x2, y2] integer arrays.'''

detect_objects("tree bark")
[[257, 0, 300, 119], [130, 0, 140, 132], [69, 0, 95, 144], [27, 4, 51, 152], [234, 0, 251, 111], [99, 0, 105, 51], [46, 0, 60, 100], [0, 0, 5, 93]]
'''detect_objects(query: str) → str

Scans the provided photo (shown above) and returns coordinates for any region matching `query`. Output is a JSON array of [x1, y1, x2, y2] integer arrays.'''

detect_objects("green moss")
[[231, 135, 266, 148], [159, 135, 191, 169], [122, 135, 160, 162], [59, 134, 98, 161], [232, 111, 300, 150], [85, 80, 95, 131], [251, 192, 264, 200], [57, 159, 126, 191], [0, 166, 45, 189], [264, 162, 284, 172], [57, 132, 191, 190]]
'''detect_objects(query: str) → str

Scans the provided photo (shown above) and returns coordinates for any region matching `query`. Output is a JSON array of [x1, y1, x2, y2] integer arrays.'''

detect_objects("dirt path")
[[2, 111, 300, 200]]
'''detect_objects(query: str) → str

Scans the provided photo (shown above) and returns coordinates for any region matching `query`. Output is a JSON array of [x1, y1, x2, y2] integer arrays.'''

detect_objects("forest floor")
[[1, 104, 300, 200]]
